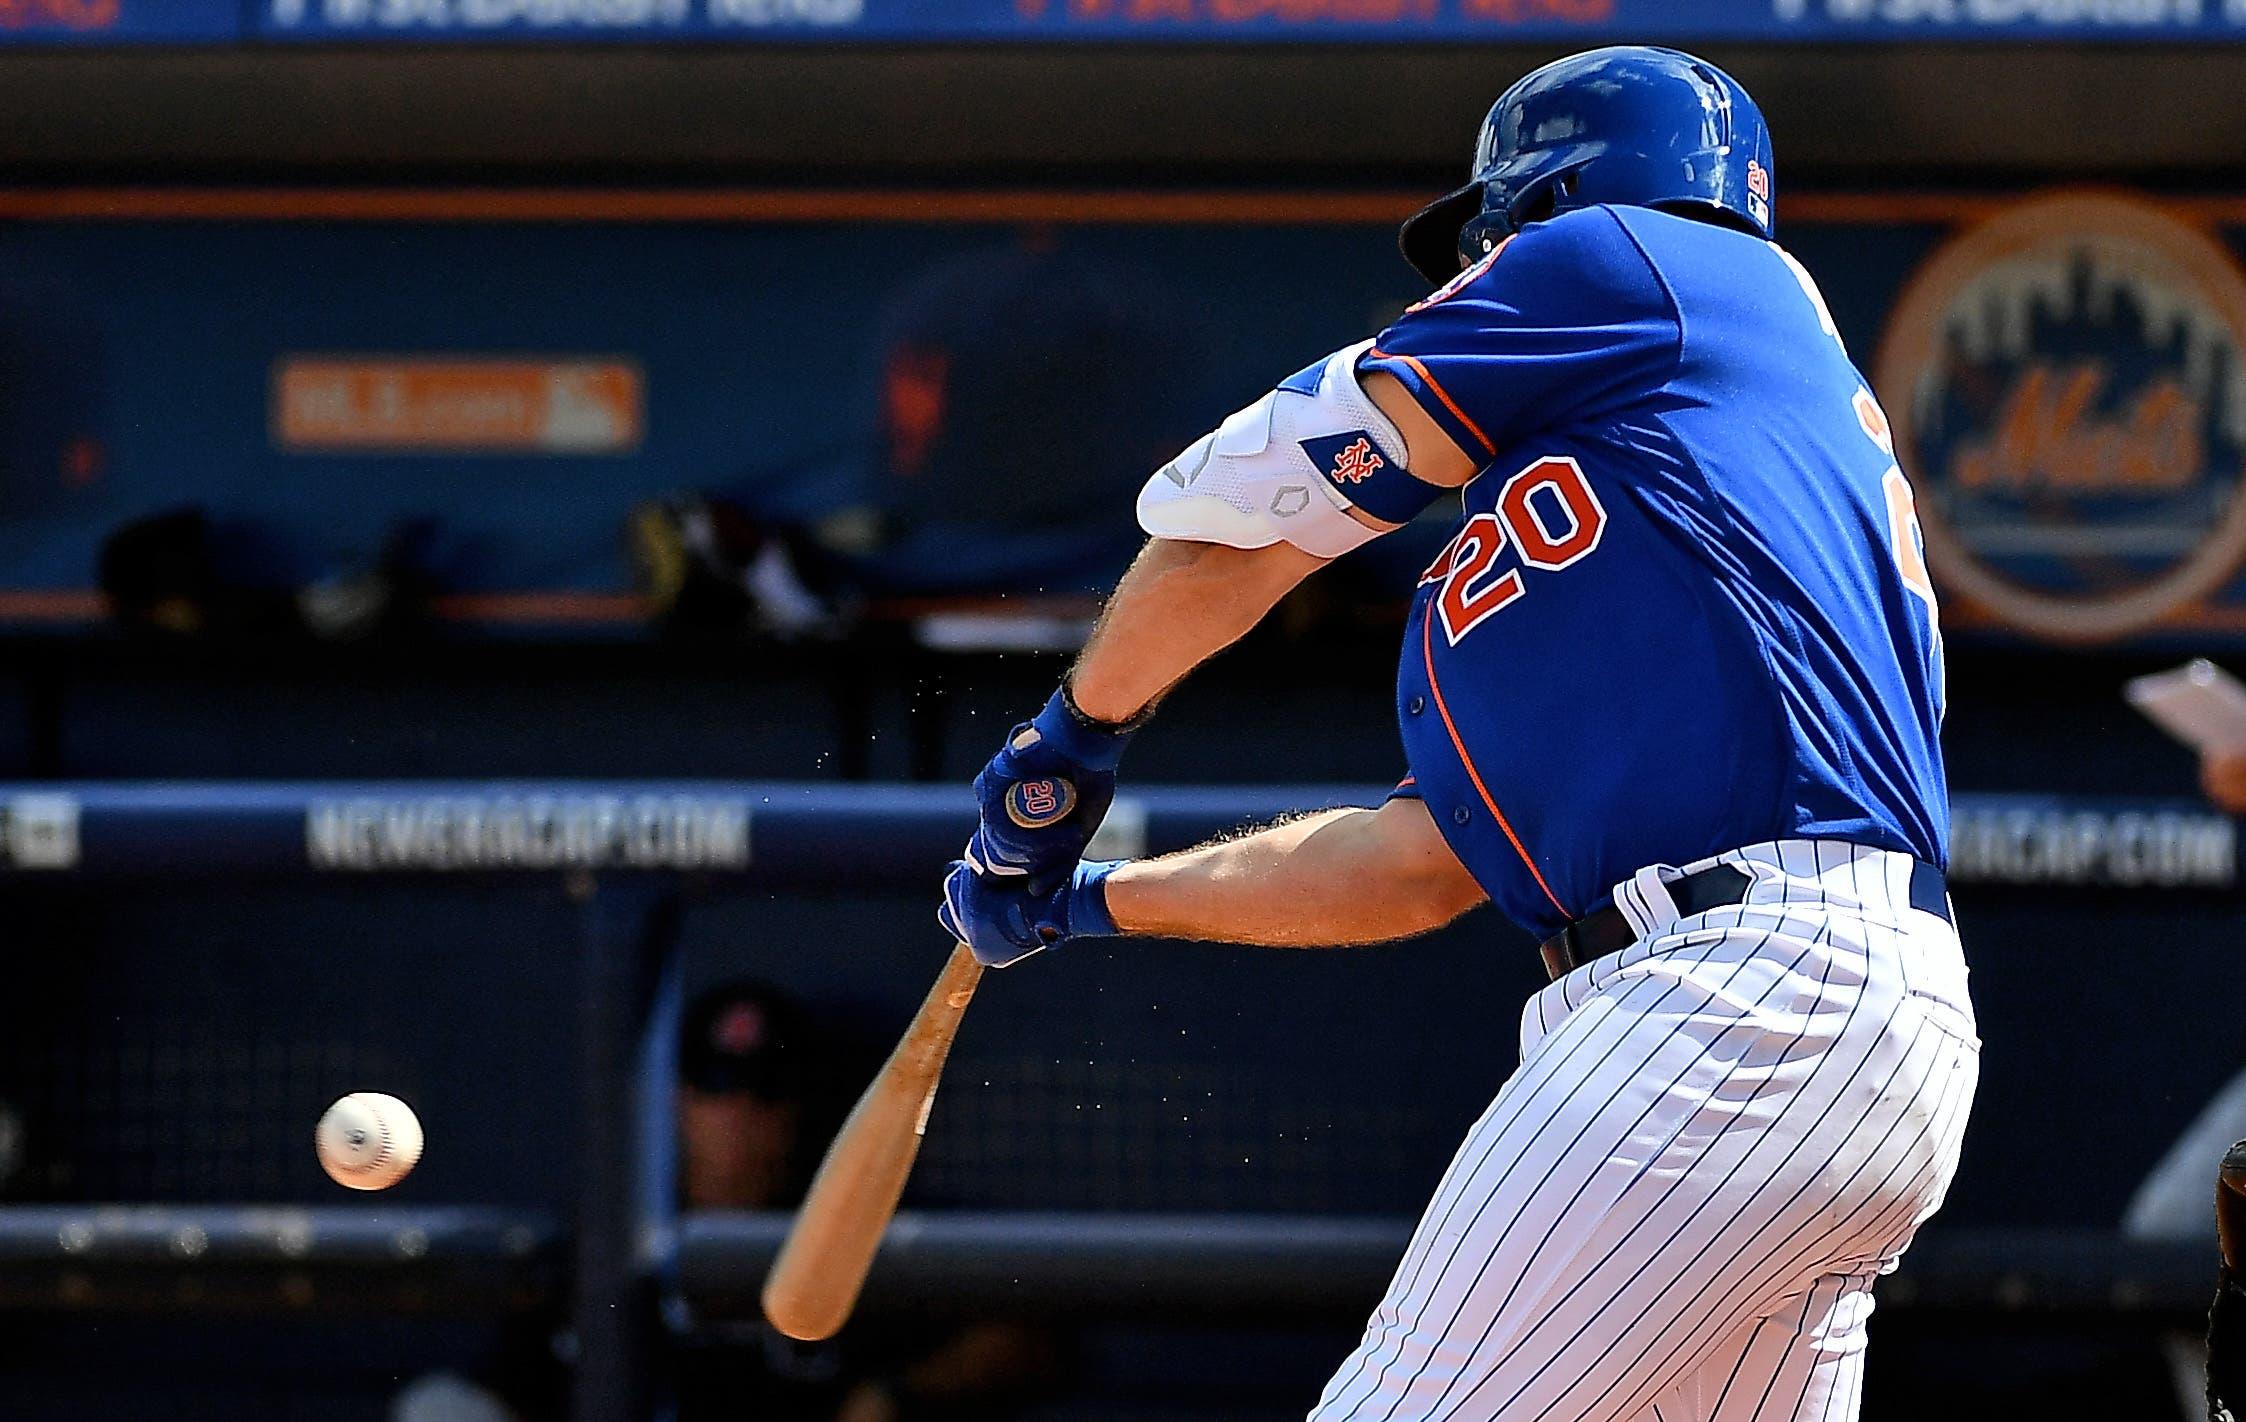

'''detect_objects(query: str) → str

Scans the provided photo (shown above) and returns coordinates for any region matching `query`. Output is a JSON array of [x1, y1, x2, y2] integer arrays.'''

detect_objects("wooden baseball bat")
[[761, 942, 985, 1341]]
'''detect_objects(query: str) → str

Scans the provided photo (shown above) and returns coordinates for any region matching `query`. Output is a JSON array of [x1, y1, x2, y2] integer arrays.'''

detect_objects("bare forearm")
[[1067, 538, 1324, 724], [1103, 799, 1487, 948], [1062, 366, 1472, 727]]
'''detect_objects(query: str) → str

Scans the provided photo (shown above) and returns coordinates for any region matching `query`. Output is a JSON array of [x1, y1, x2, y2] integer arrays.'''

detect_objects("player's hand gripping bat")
[[761, 942, 985, 1342]]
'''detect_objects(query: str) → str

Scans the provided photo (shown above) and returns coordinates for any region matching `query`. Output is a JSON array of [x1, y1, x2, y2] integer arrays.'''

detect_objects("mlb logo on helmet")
[[1746, 160, 1772, 231], [1300, 431, 1387, 490], [1874, 190, 2246, 643]]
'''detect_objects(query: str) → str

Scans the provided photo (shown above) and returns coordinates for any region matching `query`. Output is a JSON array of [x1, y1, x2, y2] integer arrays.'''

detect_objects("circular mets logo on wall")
[[1874, 191, 2246, 643]]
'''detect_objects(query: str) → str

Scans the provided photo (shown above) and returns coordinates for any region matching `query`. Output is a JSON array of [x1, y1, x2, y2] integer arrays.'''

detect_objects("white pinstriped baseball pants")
[[1311, 840, 1980, 1422]]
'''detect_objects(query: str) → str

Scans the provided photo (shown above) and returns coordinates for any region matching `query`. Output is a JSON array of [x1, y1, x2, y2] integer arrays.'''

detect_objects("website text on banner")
[[5, 0, 2241, 45], [95, 0, 2246, 45]]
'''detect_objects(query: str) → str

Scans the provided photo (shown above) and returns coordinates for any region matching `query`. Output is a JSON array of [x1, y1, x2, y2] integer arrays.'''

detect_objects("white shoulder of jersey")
[[1136, 339, 1407, 560]]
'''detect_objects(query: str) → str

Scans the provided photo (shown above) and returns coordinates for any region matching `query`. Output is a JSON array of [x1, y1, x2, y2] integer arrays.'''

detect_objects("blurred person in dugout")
[[856, 231, 1214, 594], [635, 234, 1216, 635], [2126, 747, 2246, 1419], [674, 982, 1064, 1422]]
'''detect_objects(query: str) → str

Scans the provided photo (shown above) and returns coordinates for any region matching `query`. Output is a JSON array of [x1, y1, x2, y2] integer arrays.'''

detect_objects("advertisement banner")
[[253, 0, 2246, 43], [2, 0, 2239, 44], [1873, 191, 2246, 644], [0, 0, 240, 42], [272, 357, 643, 455], [3, 187, 2246, 644]]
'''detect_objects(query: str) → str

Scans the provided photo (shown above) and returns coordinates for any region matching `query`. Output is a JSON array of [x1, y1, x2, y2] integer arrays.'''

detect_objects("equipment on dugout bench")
[[1398, 45, 1776, 285], [2214, 1141, 2246, 1421], [627, 493, 850, 641]]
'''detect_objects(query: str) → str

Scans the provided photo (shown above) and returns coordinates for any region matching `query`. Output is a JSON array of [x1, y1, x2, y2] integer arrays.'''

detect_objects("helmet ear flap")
[[1398, 181, 1488, 287], [1455, 210, 1512, 268], [1458, 162, 1588, 272]]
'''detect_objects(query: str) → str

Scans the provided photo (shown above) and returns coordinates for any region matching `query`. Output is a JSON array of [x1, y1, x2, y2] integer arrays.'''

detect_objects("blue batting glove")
[[965, 687, 1136, 894], [938, 857, 1124, 968]]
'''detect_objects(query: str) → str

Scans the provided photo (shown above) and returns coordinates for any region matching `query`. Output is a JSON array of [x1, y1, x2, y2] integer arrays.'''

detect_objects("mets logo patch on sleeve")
[[1301, 431, 1388, 491]]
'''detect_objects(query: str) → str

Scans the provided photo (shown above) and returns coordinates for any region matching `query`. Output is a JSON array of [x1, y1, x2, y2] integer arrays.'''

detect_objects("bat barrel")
[[760, 944, 984, 1341]]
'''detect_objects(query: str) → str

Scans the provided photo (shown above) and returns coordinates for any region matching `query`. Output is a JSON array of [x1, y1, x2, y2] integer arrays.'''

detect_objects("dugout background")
[[0, 22, 2239, 1422]]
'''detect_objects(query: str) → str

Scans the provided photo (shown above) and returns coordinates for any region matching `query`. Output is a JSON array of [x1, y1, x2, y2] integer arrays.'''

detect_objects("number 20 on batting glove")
[[965, 688, 1135, 894], [939, 858, 1123, 968]]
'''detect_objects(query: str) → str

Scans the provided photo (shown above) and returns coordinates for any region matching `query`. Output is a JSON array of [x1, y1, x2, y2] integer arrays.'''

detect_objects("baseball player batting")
[[940, 46, 1979, 1422]]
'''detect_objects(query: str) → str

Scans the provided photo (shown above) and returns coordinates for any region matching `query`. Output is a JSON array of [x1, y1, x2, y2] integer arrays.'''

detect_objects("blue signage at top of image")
[[0, 0, 239, 43], [0, 0, 2240, 50], [250, 0, 2246, 43]]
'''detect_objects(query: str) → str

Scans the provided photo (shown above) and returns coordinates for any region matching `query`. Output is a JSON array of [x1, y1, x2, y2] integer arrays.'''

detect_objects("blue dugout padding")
[[0, 782, 2236, 891], [0, 780, 2235, 1421]]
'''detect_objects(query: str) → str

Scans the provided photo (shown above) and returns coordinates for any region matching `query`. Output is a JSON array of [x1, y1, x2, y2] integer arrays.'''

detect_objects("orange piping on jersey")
[[1368, 348, 1497, 457], [1420, 609, 1571, 920]]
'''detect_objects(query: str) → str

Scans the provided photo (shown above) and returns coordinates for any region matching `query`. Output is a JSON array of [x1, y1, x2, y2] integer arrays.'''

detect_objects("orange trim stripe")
[[0, 587, 1125, 626], [430, 592, 649, 622], [0, 187, 1433, 226], [0, 186, 2201, 228], [0, 590, 105, 620], [1420, 608, 1570, 920], [1369, 348, 1498, 457]]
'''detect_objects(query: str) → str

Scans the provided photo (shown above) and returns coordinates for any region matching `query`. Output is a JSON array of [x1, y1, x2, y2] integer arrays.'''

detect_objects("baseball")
[[315, 1093, 424, 1191]]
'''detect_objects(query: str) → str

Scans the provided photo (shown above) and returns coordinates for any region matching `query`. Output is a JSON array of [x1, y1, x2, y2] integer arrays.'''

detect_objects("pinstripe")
[[1707, 1314, 1767, 1420], [1588, 1013, 1973, 1421], [1563, 1174, 1921, 1422], [1592, 1029, 1978, 1422], [1366, 918, 1817, 1393], [1331, 973, 1701, 1400], [1709, 1283, 1809, 1420], [1310, 843, 1976, 1422], [1417, 913, 1842, 1417], [1815, 1277, 1875, 1422], [1335, 1093, 1514, 1411], [1752, 1280, 1828, 1422], [1328, 970, 1722, 1416], [1441, 924, 1894, 1421], [1321, 969, 1714, 1415], [1331, 914, 1817, 1420], [1671, 1105, 1967, 1422], [1645, 866, 1913, 1422], [1705, 1268, 1872, 1422], [1807, 1307, 1849, 1422], [1626, 1019, 1958, 1419], [1367, 926, 1817, 1419], [1340, 928, 1788, 1417]]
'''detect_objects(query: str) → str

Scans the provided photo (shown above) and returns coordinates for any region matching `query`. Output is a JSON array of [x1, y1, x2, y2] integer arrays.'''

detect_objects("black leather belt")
[[1538, 856, 1951, 982]]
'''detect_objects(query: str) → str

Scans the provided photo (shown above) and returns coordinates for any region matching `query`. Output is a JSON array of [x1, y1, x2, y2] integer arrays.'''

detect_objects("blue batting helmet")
[[1399, 46, 1776, 285]]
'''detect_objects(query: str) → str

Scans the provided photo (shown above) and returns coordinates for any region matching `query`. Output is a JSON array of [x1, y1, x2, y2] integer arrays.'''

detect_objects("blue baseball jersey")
[[1361, 204, 1947, 941]]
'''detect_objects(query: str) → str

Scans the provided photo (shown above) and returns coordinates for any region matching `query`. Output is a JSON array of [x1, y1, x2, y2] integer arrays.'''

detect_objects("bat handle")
[[904, 946, 986, 1127]]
